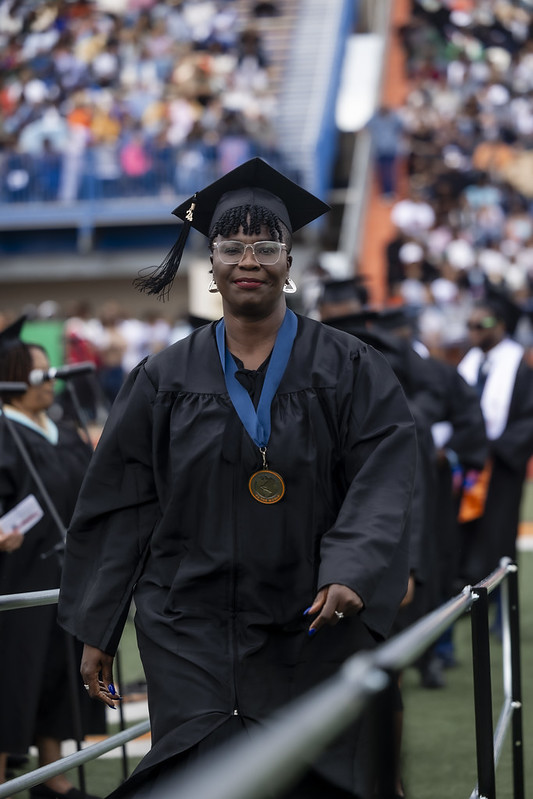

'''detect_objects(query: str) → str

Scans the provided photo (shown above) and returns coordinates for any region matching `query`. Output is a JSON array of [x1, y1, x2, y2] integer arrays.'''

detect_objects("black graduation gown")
[[460, 359, 533, 583], [412, 357, 488, 470], [322, 319, 437, 589], [0, 416, 104, 751], [58, 316, 416, 795], [417, 359, 488, 599]]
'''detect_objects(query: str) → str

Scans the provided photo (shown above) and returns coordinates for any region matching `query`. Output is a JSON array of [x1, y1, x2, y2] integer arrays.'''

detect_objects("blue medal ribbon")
[[215, 309, 297, 449]]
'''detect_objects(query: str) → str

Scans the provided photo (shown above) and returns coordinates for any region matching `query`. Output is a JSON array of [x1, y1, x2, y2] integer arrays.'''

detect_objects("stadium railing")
[[0, 557, 524, 799], [0, 588, 149, 798]]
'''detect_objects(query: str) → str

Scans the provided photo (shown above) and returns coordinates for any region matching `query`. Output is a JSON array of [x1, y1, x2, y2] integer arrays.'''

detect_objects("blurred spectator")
[[96, 301, 128, 405], [34, 137, 62, 200], [119, 308, 171, 374], [253, 2, 279, 17], [233, 27, 270, 94], [62, 300, 103, 422], [216, 109, 254, 175], [390, 187, 436, 239], [119, 129, 152, 194], [366, 104, 406, 199]]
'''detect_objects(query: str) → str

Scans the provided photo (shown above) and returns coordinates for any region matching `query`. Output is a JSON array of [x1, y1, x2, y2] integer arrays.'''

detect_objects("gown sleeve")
[[317, 345, 417, 621], [58, 361, 160, 654]]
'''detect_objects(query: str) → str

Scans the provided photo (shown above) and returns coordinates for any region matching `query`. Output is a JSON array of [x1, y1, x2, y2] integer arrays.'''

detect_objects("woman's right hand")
[[80, 643, 122, 708], [0, 525, 24, 553]]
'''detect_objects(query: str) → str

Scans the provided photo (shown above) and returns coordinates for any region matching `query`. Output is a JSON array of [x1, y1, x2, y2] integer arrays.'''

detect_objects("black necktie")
[[476, 356, 490, 397]]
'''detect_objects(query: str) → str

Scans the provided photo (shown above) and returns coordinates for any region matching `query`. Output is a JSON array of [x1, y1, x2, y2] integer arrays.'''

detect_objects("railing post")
[[471, 586, 496, 799], [373, 671, 398, 799], [504, 564, 525, 799], [114, 648, 130, 783], [65, 633, 87, 797]]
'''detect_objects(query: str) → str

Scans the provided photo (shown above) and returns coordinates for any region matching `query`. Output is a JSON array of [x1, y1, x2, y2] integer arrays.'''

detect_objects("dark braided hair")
[[209, 205, 292, 250]]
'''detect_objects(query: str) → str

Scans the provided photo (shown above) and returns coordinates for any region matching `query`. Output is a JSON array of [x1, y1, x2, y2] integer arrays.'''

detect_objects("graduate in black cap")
[[0, 318, 104, 799], [58, 159, 416, 799], [317, 277, 369, 321], [323, 305, 488, 679], [456, 295, 533, 586]]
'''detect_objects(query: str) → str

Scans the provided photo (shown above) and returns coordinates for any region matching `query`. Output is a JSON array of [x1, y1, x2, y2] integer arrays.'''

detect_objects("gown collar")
[[1, 406, 59, 445]]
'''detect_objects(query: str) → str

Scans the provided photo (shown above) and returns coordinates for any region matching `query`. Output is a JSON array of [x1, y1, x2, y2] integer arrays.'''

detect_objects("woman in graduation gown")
[[0, 322, 103, 799], [58, 159, 417, 799]]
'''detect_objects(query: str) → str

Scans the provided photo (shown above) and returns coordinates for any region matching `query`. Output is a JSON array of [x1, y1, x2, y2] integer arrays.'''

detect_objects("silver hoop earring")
[[208, 279, 219, 293], [283, 277, 297, 294]]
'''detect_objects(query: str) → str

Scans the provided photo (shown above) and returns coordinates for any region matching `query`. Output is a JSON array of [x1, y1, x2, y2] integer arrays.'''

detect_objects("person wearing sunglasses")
[[456, 296, 533, 587], [0, 319, 104, 799], [58, 158, 416, 799]]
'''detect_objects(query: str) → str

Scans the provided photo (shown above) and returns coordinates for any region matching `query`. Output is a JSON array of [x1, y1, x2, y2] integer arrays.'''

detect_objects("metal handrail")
[[147, 657, 387, 799], [0, 557, 523, 799], [0, 588, 474, 799], [0, 721, 150, 799], [373, 586, 475, 673], [0, 587, 149, 799], [151, 583, 489, 799], [468, 558, 524, 799], [474, 558, 514, 594], [144, 560, 524, 799], [0, 588, 59, 610]]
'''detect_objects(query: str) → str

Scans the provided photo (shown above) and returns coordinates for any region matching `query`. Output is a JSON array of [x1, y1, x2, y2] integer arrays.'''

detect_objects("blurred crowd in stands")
[[0, 0, 283, 203], [4, 0, 533, 369], [370, 0, 533, 357]]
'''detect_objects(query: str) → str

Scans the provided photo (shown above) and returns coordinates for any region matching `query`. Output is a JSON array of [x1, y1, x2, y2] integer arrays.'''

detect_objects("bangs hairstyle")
[[208, 204, 292, 250]]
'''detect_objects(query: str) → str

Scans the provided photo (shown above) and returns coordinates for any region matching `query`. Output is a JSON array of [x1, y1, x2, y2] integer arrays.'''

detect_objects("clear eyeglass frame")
[[212, 241, 287, 265]]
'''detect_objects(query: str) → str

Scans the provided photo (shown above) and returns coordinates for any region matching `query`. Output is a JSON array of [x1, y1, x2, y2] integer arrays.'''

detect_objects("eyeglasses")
[[212, 241, 287, 265], [467, 317, 498, 332]]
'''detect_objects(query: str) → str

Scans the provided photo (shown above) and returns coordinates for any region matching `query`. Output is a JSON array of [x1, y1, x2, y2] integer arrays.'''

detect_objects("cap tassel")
[[133, 198, 196, 300]]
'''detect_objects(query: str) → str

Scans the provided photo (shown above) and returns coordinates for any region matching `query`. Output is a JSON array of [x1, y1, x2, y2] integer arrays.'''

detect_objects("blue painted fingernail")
[[108, 684, 116, 695], [308, 628, 316, 636], [303, 606, 312, 616]]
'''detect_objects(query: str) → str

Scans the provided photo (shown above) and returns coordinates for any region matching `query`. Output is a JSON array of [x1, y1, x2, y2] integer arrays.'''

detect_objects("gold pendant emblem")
[[249, 469, 285, 504]]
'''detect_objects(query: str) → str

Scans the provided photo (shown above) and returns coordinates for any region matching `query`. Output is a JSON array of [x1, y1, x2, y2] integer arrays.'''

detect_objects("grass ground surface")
[[11, 497, 533, 799]]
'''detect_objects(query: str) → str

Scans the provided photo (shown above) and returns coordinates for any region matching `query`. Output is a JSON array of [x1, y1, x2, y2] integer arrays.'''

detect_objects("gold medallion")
[[249, 469, 285, 504]]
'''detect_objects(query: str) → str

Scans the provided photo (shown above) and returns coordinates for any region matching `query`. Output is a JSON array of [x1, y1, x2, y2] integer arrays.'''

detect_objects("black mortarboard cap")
[[319, 277, 369, 307], [373, 306, 420, 332], [135, 158, 330, 300], [0, 316, 26, 353], [323, 308, 378, 333]]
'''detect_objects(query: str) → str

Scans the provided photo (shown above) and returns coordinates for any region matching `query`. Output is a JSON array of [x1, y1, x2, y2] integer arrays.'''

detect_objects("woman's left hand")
[[306, 583, 363, 635]]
